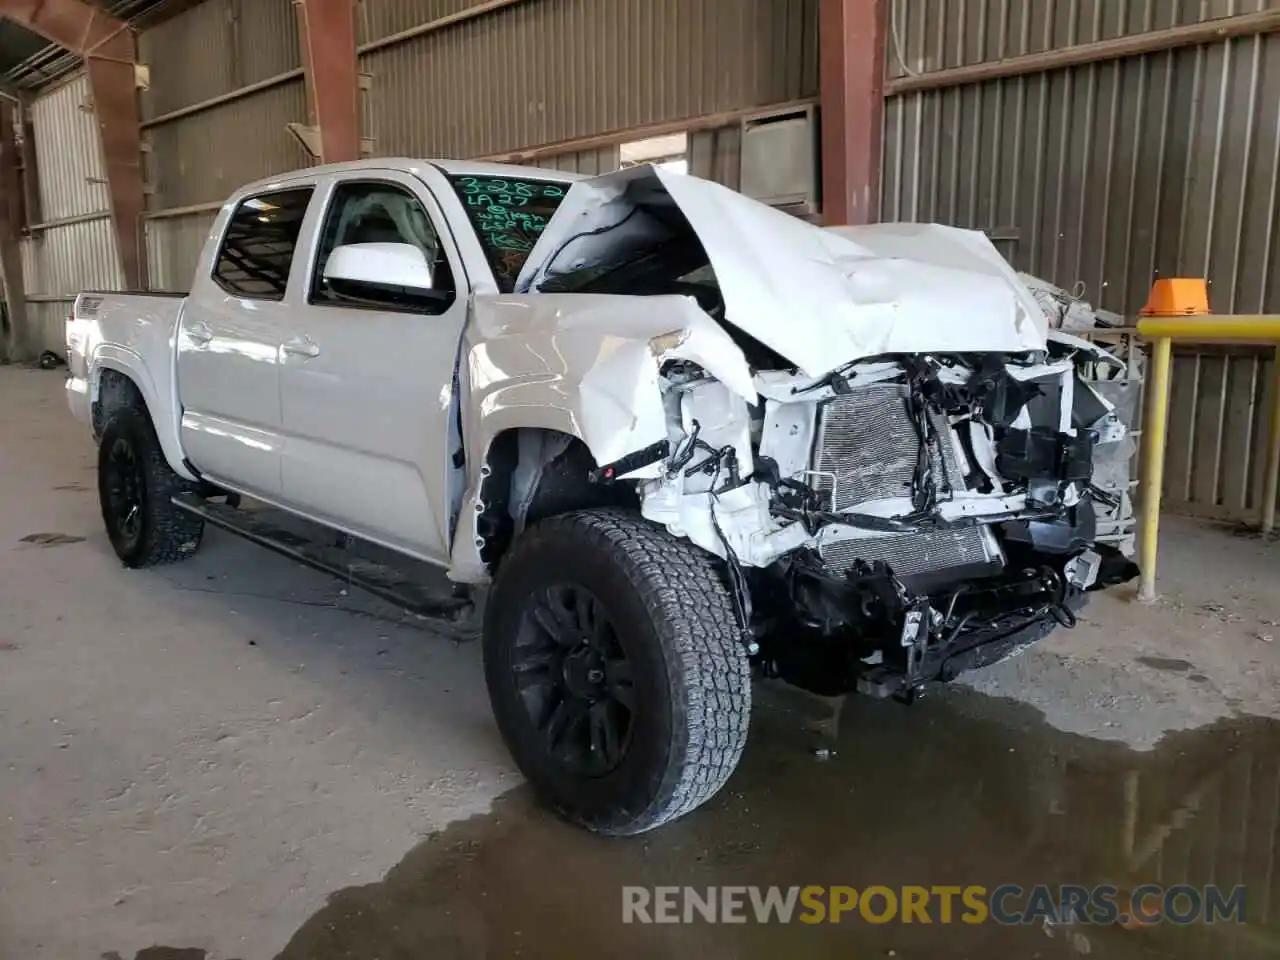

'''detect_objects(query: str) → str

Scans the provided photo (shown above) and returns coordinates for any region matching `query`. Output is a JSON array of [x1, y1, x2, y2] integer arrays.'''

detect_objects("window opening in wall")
[[620, 133, 688, 176]]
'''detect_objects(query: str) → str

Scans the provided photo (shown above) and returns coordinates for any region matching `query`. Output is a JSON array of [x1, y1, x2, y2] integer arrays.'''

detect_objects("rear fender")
[[92, 346, 194, 482]]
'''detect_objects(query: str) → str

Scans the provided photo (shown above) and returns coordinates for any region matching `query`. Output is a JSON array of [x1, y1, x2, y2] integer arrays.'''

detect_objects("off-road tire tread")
[[99, 407, 204, 567], [488, 508, 750, 835]]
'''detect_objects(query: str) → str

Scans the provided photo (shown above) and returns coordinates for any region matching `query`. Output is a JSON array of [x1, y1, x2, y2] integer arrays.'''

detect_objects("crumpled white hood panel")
[[516, 165, 1047, 377]]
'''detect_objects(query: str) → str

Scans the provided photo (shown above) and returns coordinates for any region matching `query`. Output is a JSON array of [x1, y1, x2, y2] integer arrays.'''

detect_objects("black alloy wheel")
[[102, 433, 148, 554], [512, 583, 636, 777], [97, 407, 204, 568], [484, 509, 750, 835]]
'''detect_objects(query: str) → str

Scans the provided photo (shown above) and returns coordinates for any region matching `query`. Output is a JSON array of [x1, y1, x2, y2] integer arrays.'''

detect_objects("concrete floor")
[[3, 365, 1280, 959]]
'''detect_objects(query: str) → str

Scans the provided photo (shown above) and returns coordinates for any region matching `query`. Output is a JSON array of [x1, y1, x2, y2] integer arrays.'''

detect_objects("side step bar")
[[171, 493, 474, 624]]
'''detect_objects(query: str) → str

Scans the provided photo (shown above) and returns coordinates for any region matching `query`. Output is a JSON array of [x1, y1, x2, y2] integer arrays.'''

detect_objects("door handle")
[[186, 322, 213, 345], [282, 336, 320, 359]]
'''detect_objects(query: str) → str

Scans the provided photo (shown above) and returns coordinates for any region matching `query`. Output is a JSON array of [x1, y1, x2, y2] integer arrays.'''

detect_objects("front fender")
[[447, 292, 754, 582]]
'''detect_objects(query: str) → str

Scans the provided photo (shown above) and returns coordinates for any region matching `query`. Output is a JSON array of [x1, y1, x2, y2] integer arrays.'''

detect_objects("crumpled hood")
[[516, 165, 1048, 377]]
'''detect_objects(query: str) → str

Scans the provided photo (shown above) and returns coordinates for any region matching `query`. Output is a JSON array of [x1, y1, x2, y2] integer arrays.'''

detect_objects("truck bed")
[[81, 289, 189, 298]]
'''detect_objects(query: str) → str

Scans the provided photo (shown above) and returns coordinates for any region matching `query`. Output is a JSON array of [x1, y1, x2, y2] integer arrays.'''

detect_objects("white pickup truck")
[[66, 158, 1137, 834]]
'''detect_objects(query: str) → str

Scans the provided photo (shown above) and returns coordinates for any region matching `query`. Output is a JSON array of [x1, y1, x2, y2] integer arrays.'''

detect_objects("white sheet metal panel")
[[29, 73, 112, 223], [517, 166, 1046, 375], [20, 72, 122, 353]]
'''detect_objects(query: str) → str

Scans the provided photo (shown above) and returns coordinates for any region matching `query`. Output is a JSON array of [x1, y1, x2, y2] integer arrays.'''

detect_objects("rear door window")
[[212, 187, 314, 300]]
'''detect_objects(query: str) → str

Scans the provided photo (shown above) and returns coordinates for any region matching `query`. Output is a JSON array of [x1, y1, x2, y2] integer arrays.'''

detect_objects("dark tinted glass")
[[213, 188, 314, 300]]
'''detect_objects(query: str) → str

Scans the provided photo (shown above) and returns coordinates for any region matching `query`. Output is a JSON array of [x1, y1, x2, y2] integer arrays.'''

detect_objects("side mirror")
[[323, 242, 434, 292]]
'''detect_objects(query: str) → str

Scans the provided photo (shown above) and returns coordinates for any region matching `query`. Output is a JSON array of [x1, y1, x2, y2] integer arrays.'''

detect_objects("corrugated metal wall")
[[19, 73, 123, 352], [531, 146, 619, 175], [523, 122, 744, 193], [359, 0, 818, 158], [146, 81, 309, 211], [138, 0, 300, 119], [888, 0, 1275, 70], [357, 0, 498, 45], [881, 1, 1280, 523], [689, 125, 744, 191], [145, 212, 219, 294], [883, 1, 1280, 316], [1162, 345, 1277, 523]]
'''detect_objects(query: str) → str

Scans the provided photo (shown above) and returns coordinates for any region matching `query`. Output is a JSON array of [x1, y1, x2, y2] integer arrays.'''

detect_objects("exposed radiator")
[[811, 384, 964, 512], [811, 384, 1003, 580], [820, 527, 1000, 580]]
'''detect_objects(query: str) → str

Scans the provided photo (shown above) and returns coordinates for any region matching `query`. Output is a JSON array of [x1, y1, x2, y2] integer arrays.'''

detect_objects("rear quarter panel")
[[67, 292, 194, 481]]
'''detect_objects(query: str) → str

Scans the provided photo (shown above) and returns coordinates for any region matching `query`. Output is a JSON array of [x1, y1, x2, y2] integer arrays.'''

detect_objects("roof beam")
[[819, 0, 888, 226], [295, 0, 360, 164], [0, 0, 147, 288]]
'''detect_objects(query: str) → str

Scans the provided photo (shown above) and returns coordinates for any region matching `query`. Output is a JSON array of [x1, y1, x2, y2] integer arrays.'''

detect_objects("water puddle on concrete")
[[276, 686, 1280, 959]]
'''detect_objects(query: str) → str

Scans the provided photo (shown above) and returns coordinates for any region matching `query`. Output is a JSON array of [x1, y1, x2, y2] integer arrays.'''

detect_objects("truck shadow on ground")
[[269, 685, 1280, 960]]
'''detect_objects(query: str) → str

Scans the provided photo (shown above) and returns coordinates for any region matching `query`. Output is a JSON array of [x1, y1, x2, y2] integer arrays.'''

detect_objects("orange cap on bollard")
[[1139, 278, 1211, 317]]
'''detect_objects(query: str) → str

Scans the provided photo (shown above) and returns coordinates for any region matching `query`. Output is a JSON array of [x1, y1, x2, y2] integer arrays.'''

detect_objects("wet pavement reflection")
[[276, 686, 1280, 959]]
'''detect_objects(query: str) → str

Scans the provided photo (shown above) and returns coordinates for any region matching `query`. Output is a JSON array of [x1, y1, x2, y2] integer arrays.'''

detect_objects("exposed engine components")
[[634, 341, 1139, 700]]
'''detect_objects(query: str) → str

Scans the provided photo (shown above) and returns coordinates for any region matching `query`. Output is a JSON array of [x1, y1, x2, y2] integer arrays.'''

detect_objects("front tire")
[[98, 407, 204, 568], [484, 509, 750, 835]]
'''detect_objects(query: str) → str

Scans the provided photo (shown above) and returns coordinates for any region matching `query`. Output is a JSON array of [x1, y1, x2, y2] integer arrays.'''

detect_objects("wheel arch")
[[90, 349, 194, 482], [450, 423, 641, 582]]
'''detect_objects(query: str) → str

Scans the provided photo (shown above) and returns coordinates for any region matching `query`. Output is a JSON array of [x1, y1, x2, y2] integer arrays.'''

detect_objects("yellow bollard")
[[1263, 345, 1280, 535], [1137, 336, 1173, 602]]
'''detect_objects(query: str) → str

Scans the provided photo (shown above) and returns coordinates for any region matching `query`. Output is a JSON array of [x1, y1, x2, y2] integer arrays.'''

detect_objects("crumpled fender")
[[448, 292, 753, 581]]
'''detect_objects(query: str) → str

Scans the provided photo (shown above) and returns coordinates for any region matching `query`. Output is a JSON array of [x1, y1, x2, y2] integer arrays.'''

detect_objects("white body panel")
[[65, 292, 195, 482], [177, 290, 292, 498], [276, 166, 471, 562]]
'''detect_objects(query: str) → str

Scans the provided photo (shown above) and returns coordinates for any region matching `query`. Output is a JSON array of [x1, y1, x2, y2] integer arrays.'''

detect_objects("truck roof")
[[237, 157, 586, 197]]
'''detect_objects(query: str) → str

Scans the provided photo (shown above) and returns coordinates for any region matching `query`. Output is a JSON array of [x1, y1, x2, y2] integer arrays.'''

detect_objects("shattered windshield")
[[447, 174, 568, 292]]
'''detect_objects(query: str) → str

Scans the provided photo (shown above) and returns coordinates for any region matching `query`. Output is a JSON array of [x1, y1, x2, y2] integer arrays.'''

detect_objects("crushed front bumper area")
[[754, 543, 1138, 700]]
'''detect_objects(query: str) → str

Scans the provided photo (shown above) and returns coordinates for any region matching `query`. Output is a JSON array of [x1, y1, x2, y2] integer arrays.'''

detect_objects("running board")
[[171, 492, 474, 624]]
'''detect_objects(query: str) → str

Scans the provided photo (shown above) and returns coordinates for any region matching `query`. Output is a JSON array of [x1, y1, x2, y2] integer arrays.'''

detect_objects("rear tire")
[[98, 407, 204, 568], [484, 509, 750, 835]]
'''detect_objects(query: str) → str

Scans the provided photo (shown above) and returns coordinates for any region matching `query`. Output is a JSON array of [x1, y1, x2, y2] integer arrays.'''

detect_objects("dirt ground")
[[2, 365, 1280, 959]]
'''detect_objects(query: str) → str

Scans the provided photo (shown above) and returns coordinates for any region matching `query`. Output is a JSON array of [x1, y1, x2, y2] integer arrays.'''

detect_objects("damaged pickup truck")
[[65, 159, 1137, 834]]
